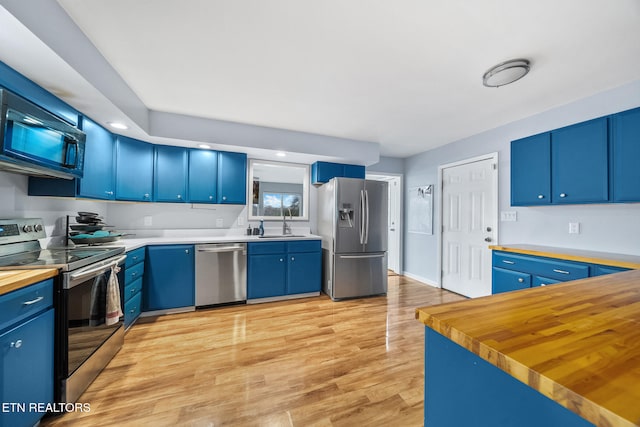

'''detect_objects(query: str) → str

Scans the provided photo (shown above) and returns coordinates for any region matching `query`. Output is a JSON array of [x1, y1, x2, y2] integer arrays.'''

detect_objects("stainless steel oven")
[[57, 254, 126, 404], [0, 218, 126, 406]]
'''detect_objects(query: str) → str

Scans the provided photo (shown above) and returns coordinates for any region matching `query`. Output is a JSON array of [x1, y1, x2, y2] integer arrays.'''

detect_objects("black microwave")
[[0, 88, 86, 179]]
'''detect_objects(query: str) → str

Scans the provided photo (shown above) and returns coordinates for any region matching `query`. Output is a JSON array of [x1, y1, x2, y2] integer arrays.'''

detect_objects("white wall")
[[403, 79, 640, 285], [0, 171, 107, 246]]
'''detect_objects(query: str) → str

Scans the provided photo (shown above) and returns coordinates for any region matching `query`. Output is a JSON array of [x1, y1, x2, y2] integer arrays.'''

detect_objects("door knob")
[[484, 237, 492, 242], [486, 227, 492, 232]]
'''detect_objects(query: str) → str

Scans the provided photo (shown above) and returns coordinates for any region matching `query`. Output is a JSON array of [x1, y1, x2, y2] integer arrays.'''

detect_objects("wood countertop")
[[416, 269, 640, 427], [0, 269, 58, 296], [489, 244, 640, 269]]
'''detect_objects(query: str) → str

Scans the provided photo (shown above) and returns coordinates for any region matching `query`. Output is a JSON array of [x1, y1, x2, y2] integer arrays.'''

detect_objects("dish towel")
[[105, 265, 123, 326]]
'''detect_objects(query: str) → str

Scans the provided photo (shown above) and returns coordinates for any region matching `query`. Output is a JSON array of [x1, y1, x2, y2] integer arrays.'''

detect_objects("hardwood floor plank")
[[41, 275, 465, 426]]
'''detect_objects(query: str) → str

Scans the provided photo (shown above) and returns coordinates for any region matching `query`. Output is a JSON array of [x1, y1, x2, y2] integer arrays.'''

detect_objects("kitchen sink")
[[258, 235, 307, 239]]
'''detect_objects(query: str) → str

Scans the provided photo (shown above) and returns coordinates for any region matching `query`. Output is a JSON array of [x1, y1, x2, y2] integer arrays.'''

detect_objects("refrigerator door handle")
[[364, 189, 370, 244], [359, 189, 365, 245], [338, 254, 386, 259]]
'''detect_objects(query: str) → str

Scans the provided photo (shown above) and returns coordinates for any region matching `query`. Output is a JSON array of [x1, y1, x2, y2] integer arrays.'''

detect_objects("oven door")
[[57, 254, 126, 403]]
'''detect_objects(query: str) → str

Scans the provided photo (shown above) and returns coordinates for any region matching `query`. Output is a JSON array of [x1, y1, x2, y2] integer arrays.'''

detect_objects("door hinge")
[[492, 163, 497, 170]]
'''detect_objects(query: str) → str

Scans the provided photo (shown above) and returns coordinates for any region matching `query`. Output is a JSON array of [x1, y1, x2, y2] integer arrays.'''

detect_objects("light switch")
[[569, 222, 580, 234], [500, 211, 517, 222]]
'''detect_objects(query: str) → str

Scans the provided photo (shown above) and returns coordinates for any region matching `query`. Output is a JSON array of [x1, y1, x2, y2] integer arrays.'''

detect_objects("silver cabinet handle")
[[538, 194, 544, 199], [517, 278, 524, 283], [105, 190, 114, 196], [144, 193, 150, 199], [553, 269, 570, 275], [23, 296, 44, 305], [131, 272, 137, 277], [540, 283, 547, 286], [177, 194, 182, 199], [559, 193, 567, 198], [185, 249, 190, 254], [279, 258, 283, 262], [10, 340, 23, 349], [291, 257, 295, 261], [209, 195, 213, 200], [502, 260, 515, 265], [222, 196, 227, 201]]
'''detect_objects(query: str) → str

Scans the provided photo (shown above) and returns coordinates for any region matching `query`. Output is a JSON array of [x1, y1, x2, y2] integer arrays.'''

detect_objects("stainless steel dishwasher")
[[195, 243, 247, 307]]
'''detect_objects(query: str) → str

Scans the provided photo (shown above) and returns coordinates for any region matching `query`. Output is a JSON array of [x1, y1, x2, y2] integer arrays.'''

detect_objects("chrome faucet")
[[282, 208, 292, 235]]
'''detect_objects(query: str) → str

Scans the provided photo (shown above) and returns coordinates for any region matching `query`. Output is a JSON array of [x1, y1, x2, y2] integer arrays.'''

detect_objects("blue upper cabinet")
[[217, 151, 247, 204], [115, 136, 154, 202], [511, 133, 551, 206], [311, 161, 366, 184], [612, 107, 640, 202], [154, 145, 187, 202], [551, 117, 609, 204], [188, 149, 218, 203], [77, 116, 115, 200], [0, 61, 79, 126]]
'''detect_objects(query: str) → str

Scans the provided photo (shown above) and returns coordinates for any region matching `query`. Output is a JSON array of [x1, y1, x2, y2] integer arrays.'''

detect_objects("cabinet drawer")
[[533, 276, 562, 287], [125, 247, 146, 268], [124, 277, 143, 302], [492, 267, 531, 294], [248, 242, 286, 255], [125, 262, 145, 286], [124, 291, 142, 328], [287, 240, 321, 253], [0, 279, 53, 332], [530, 258, 589, 281], [592, 265, 630, 276]]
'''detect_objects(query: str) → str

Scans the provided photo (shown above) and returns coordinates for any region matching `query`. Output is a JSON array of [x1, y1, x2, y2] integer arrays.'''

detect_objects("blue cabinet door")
[[551, 118, 609, 204], [612, 107, 640, 202], [312, 161, 344, 184], [492, 267, 531, 294], [248, 254, 286, 299], [343, 164, 366, 179], [143, 245, 195, 311], [511, 133, 551, 206], [217, 151, 247, 204], [286, 251, 321, 294], [77, 117, 115, 200], [0, 309, 54, 427], [116, 136, 154, 202], [154, 145, 188, 202], [188, 149, 218, 203]]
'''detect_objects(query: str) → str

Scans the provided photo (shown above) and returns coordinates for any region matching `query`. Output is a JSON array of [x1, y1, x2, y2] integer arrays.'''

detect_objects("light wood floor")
[[42, 275, 465, 427]]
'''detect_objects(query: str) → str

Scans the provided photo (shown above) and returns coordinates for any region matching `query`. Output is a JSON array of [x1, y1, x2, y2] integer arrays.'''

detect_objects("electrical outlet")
[[569, 222, 580, 234], [216, 218, 224, 228], [500, 211, 517, 222], [143, 216, 153, 226], [237, 216, 245, 226]]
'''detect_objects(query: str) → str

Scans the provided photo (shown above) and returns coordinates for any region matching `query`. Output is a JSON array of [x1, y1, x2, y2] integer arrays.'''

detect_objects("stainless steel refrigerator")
[[317, 177, 388, 300]]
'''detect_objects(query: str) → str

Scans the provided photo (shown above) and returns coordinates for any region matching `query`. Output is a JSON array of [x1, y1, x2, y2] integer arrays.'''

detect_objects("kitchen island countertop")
[[416, 269, 640, 427], [0, 268, 59, 296]]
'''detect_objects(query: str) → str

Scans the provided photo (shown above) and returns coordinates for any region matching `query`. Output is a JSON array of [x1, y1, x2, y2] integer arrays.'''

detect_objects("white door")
[[387, 176, 401, 273], [440, 155, 497, 298]]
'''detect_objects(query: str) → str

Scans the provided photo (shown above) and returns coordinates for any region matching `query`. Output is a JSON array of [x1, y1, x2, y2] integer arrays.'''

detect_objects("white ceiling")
[[2, 0, 640, 160]]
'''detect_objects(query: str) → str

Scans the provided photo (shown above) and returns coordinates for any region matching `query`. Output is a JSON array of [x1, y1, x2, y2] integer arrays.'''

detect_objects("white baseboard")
[[402, 272, 440, 288]]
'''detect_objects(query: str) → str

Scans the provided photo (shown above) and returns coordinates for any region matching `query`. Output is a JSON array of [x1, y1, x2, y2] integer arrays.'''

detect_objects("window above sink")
[[247, 159, 309, 221]]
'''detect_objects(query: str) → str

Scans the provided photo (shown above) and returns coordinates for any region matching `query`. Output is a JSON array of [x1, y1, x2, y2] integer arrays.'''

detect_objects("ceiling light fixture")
[[198, 144, 211, 149], [482, 59, 531, 88], [276, 152, 286, 157], [107, 121, 129, 130]]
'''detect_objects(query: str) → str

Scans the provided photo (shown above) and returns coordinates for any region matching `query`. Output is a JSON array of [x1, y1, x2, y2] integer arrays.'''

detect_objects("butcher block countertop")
[[416, 269, 640, 427], [489, 244, 640, 269], [0, 269, 58, 296]]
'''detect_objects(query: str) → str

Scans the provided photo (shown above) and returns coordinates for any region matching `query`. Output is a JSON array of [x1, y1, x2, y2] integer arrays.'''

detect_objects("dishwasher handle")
[[196, 245, 246, 253]]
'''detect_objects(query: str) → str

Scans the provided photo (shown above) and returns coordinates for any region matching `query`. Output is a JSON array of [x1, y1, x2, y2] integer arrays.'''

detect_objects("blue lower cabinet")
[[143, 245, 195, 311], [492, 267, 531, 294], [533, 276, 562, 287], [124, 292, 142, 328], [123, 247, 145, 329], [0, 308, 54, 427], [248, 253, 287, 299], [592, 265, 630, 276], [424, 328, 593, 427], [247, 241, 321, 300]]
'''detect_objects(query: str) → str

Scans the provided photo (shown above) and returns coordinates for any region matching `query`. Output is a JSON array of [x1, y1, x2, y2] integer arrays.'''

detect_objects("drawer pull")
[[553, 269, 570, 275], [23, 296, 44, 305], [517, 278, 524, 283], [10, 340, 23, 349], [502, 260, 515, 265]]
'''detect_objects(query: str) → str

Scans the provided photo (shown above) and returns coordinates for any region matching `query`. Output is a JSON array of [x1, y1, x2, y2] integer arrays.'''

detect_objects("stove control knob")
[[34, 224, 43, 232], [22, 225, 33, 232]]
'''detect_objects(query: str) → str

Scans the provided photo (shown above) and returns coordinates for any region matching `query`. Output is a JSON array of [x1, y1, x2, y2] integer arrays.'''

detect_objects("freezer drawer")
[[331, 252, 387, 300]]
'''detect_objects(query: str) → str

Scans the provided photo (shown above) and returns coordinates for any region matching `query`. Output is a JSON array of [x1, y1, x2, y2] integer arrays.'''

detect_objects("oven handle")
[[68, 255, 127, 282]]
